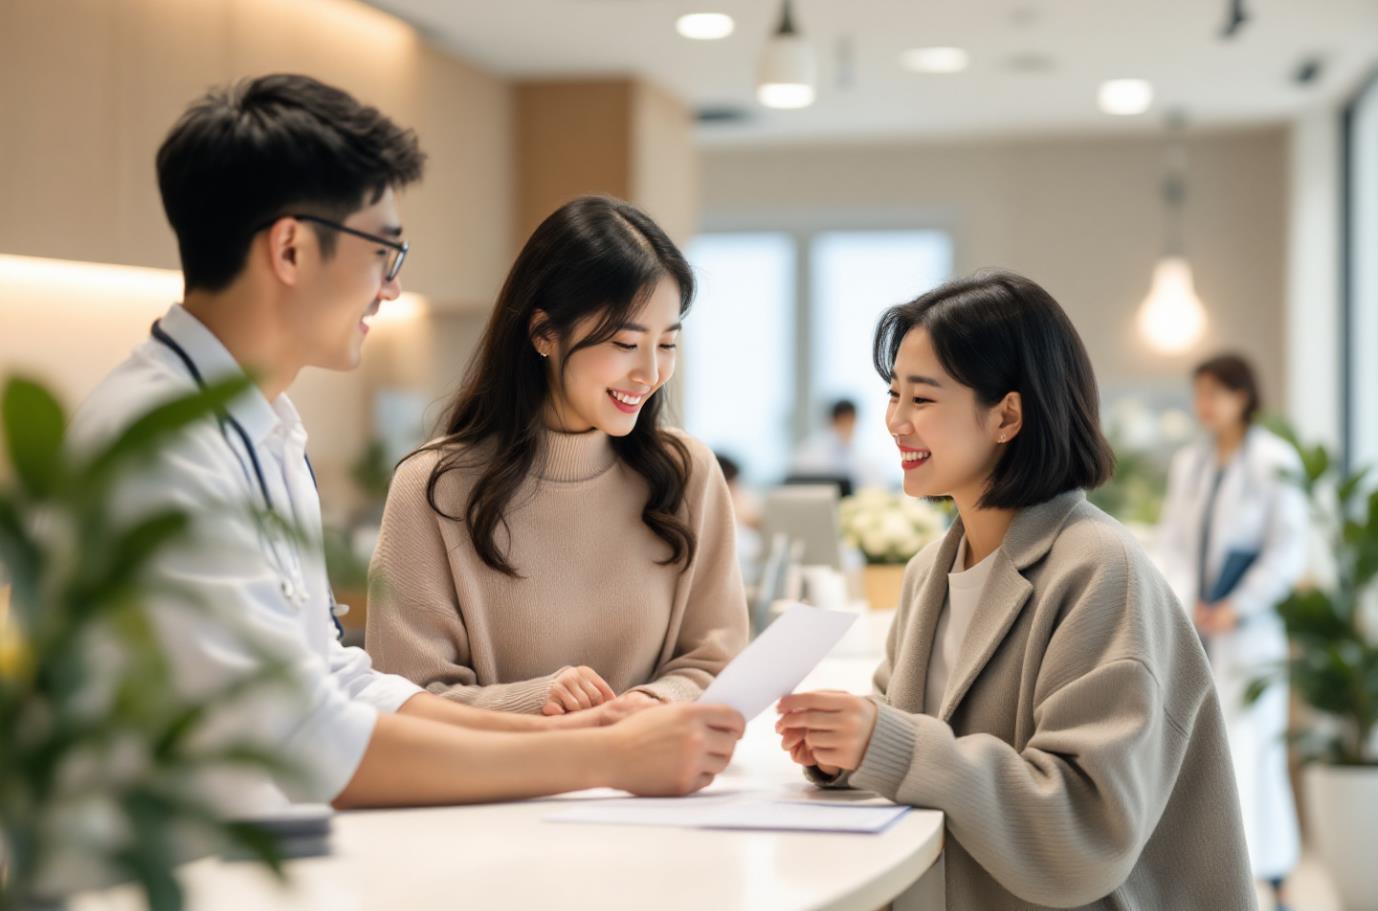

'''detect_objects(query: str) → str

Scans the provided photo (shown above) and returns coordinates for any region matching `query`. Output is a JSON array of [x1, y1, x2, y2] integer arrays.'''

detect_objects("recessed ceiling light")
[[676, 12, 735, 40], [900, 47, 970, 74], [1098, 78, 1153, 116]]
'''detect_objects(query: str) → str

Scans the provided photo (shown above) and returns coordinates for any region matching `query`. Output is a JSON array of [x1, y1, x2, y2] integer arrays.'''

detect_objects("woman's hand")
[[779, 722, 840, 774], [541, 665, 617, 716], [775, 690, 877, 773]]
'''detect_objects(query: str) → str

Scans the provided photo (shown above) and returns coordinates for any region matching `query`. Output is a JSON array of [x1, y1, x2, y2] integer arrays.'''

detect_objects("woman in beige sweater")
[[366, 196, 748, 721], [777, 271, 1256, 909]]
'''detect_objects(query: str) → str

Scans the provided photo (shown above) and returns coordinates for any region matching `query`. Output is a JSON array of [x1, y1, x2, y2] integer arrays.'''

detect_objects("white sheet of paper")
[[545, 796, 907, 834], [698, 603, 858, 721]]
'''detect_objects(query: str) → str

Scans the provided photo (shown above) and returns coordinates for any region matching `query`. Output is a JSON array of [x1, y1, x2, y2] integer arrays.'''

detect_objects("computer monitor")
[[783, 472, 853, 498], [762, 484, 845, 571]]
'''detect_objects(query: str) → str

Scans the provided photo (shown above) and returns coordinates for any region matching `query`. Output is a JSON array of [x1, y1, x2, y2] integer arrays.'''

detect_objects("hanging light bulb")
[[1138, 257, 1207, 354], [757, 0, 816, 109], [1137, 115, 1207, 354]]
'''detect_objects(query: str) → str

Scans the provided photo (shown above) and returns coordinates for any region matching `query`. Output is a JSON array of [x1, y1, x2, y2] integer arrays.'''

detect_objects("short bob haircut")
[[873, 269, 1115, 509], [1192, 353, 1261, 426]]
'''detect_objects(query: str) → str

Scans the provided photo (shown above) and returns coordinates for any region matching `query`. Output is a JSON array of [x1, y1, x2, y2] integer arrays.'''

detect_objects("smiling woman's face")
[[540, 276, 682, 435], [885, 327, 1011, 504]]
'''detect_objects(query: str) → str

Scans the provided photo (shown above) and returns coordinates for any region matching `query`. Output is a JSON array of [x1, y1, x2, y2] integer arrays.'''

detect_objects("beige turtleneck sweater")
[[364, 427, 749, 713]]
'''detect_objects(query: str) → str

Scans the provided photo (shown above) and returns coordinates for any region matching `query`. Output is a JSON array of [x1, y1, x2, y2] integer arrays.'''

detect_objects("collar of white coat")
[[158, 304, 303, 448]]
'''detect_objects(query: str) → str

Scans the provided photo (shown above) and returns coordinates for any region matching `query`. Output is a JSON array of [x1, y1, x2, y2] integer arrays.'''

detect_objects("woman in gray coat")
[[777, 271, 1255, 910]]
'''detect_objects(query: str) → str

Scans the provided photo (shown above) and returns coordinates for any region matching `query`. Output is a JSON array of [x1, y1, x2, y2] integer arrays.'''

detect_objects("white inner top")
[[924, 537, 999, 716]]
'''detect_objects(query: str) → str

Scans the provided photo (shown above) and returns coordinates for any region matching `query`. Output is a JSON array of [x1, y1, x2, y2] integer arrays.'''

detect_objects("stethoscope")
[[151, 320, 346, 637]]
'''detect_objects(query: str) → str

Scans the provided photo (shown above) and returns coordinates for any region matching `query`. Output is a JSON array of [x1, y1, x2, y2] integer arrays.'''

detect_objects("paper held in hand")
[[698, 603, 858, 721]]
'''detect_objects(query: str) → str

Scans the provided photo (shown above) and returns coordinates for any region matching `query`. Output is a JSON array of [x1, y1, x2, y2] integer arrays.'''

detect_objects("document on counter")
[[545, 796, 908, 834], [698, 602, 858, 721]]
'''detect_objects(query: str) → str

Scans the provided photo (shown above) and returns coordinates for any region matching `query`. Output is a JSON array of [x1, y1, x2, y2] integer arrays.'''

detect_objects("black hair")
[[1193, 353, 1261, 425], [156, 73, 426, 293], [873, 269, 1115, 510], [413, 195, 696, 577], [715, 452, 741, 485], [830, 399, 858, 422]]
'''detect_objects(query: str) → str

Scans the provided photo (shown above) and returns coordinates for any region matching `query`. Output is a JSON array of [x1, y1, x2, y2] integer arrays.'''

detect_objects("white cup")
[[800, 565, 848, 613]]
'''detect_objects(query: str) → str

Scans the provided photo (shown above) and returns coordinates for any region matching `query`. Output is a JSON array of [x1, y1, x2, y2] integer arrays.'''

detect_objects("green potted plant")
[[1247, 429, 1378, 911], [0, 376, 295, 910], [1086, 439, 1167, 529]]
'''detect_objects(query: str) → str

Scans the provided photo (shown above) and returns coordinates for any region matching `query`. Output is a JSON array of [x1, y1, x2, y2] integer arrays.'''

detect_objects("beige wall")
[[0, 0, 513, 306], [514, 80, 634, 246], [513, 77, 699, 248], [0, 0, 516, 506], [632, 81, 700, 247], [699, 128, 1289, 410]]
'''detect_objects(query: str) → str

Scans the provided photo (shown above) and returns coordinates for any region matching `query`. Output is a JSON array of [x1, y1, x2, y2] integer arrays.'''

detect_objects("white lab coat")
[[1157, 426, 1306, 880], [68, 304, 421, 812]]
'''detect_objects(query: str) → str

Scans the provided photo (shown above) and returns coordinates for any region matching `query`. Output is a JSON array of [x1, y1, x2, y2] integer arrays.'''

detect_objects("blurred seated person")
[[715, 452, 763, 586], [790, 398, 890, 491]]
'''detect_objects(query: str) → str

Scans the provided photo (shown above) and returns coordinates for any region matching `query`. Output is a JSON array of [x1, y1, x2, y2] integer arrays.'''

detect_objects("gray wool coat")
[[813, 491, 1258, 910]]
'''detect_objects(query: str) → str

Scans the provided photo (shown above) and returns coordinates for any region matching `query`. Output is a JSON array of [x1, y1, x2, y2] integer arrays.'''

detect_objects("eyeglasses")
[[261, 213, 409, 282]]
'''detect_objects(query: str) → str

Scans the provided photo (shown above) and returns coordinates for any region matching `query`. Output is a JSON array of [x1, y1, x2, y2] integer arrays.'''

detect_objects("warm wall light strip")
[[0, 254, 183, 302], [371, 293, 428, 324], [0, 253, 428, 322]]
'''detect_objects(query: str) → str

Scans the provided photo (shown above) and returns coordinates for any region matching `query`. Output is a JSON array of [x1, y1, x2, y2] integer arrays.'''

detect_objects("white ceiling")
[[373, 0, 1378, 145]]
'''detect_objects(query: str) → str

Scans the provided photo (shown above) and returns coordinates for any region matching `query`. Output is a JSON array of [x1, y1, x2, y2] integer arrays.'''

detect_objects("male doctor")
[[69, 73, 743, 808]]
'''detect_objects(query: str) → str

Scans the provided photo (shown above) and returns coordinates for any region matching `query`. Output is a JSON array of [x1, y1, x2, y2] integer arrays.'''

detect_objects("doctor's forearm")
[[333, 712, 607, 807]]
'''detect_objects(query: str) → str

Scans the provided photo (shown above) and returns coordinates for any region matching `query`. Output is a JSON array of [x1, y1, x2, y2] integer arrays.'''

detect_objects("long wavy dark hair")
[[411, 195, 697, 577]]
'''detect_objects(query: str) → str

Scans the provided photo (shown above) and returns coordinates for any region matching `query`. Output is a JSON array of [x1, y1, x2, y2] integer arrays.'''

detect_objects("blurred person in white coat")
[[1157, 352, 1306, 910]]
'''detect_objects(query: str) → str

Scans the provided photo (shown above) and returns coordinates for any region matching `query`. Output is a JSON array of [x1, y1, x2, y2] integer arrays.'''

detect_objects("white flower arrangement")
[[839, 488, 949, 565]]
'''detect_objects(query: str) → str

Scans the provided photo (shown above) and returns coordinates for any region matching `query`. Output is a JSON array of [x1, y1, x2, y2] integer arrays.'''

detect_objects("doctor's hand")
[[589, 690, 663, 725], [775, 691, 877, 774], [541, 665, 617, 716], [605, 703, 745, 796], [1195, 601, 1240, 635]]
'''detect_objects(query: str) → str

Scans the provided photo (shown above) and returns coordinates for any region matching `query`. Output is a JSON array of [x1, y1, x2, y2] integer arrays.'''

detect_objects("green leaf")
[[101, 510, 191, 595], [1244, 674, 1278, 706], [1261, 415, 1297, 444], [83, 376, 253, 487], [112, 790, 187, 911], [1339, 468, 1371, 512], [138, 786, 286, 879], [1, 377, 67, 498], [1303, 445, 1331, 485], [1278, 589, 1353, 644], [217, 821, 287, 878], [153, 660, 296, 760], [0, 493, 41, 615]]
